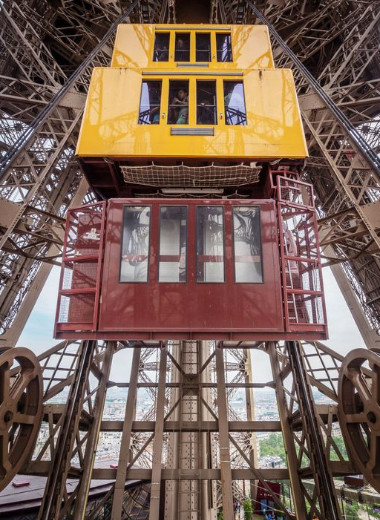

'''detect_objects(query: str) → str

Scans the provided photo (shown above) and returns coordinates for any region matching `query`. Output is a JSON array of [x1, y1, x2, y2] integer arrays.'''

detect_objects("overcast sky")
[[17, 266, 365, 383]]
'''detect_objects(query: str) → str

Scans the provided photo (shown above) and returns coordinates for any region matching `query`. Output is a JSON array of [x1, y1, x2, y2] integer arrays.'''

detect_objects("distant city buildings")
[[34, 388, 338, 469]]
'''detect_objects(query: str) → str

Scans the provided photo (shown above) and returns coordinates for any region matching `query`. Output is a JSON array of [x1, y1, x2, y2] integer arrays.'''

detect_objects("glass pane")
[[168, 80, 189, 124], [196, 33, 211, 62], [175, 33, 190, 62], [197, 81, 217, 125], [233, 207, 263, 283], [159, 206, 187, 282], [196, 206, 224, 283], [216, 33, 233, 62], [120, 207, 150, 282], [153, 33, 169, 61], [138, 81, 162, 125], [224, 81, 247, 125]]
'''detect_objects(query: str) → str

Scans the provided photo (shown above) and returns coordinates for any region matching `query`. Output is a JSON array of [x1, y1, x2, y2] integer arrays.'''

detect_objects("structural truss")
[[0, 1, 379, 519]]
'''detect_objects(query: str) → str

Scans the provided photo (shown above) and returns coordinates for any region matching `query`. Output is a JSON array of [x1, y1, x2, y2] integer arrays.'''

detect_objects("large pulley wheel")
[[0, 347, 43, 491], [338, 348, 380, 492]]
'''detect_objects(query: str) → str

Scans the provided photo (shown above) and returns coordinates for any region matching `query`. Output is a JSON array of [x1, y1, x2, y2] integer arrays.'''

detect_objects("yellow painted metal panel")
[[231, 25, 274, 69], [76, 68, 307, 160], [111, 24, 154, 68], [111, 24, 274, 69]]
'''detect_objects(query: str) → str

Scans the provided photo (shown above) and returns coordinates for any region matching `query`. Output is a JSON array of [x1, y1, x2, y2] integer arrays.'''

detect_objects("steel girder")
[[225, 0, 380, 342], [0, 0, 378, 349], [9, 338, 362, 519], [0, 2, 379, 518], [0, 0, 144, 345]]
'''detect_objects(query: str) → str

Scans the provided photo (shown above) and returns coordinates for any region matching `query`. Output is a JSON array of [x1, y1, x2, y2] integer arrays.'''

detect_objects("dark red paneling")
[[99, 199, 284, 336]]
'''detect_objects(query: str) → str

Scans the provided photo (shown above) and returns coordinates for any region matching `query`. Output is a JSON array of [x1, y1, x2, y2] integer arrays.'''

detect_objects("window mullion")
[[189, 78, 195, 126], [216, 79, 224, 126], [211, 33, 217, 63], [161, 79, 169, 124]]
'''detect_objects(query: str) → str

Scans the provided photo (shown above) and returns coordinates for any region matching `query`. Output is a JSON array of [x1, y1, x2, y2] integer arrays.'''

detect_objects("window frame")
[[223, 80, 247, 126], [174, 32, 191, 63], [150, 30, 234, 65], [119, 205, 152, 283], [232, 206, 264, 284], [196, 79, 217, 125], [153, 32, 170, 62], [138, 76, 247, 127], [137, 80, 163, 125], [158, 205, 188, 283], [216, 32, 233, 63], [195, 32, 212, 63], [195, 205, 226, 284], [167, 79, 191, 125]]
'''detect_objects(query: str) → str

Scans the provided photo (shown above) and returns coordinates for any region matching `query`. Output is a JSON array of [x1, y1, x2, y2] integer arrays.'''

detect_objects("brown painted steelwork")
[[339, 348, 380, 493], [0, 1, 379, 519], [0, 347, 42, 492]]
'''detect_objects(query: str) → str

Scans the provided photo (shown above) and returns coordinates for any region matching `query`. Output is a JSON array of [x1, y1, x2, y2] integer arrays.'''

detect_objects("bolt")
[[3, 411, 13, 423], [367, 411, 377, 424]]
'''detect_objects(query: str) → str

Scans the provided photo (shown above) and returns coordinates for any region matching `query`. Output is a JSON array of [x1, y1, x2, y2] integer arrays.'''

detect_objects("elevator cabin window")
[[216, 33, 233, 62], [175, 33, 190, 62], [138, 81, 162, 124], [120, 206, 151, 282], [153, 33, 169, 61], [233, 207, 263, 283], [224, 81, 247, 125], [196, 33, 211, 62], [196, 206, 225, 283], [197, 81, 216, 125], [168, 80, 189, 124], [159, 206, 187, 282]]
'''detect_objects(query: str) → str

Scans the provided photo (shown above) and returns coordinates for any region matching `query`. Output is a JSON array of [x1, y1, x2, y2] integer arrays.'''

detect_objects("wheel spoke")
[[0, 432, 11, 475], [368, 431, 380, 473], [0, 364, 10, 403], [340, 349, 380, 491], [371, 365, 380, 405], [346, 412, 366, 424], [10, 369, 35, 404], [13, 412, 36, 426], [352, 371, 372, 404]]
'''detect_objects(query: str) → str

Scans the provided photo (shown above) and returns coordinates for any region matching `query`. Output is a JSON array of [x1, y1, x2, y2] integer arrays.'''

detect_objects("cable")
[[287, 340, 341, 520]]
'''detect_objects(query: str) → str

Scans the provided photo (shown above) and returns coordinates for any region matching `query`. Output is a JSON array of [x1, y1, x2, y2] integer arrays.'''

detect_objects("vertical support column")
[[165, 340, 215, 520], [38, 340, 96, 520], [111, 346, 141, 520], [149, 344, 168, 520], [164, 342, 180, 520], [73, 341, 116, 518], [244, 349, 258, 502], [200, 341, 217, 520], [286, 340, 342, 520], [177, 340, 201, 518], [215, 346, 234, 520], [268, 341, 308, 519]]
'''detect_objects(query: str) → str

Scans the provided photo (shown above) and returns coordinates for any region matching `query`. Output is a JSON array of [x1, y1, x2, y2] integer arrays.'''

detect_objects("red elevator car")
[[54, 176, 327, 341]]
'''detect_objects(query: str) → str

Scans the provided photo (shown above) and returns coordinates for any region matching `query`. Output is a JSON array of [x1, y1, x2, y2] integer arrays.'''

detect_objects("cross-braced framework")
[[0, 0, 378, 347], [0, 1, 380, 519], [0, 0, 151, 346], [4, 338, 366, 519], [223, 0, 380, 345]]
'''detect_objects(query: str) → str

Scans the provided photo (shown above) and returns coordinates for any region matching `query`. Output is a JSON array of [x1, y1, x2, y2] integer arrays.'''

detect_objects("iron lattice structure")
[[0, 0, 379, 347], [0, 1, 380, 519]]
